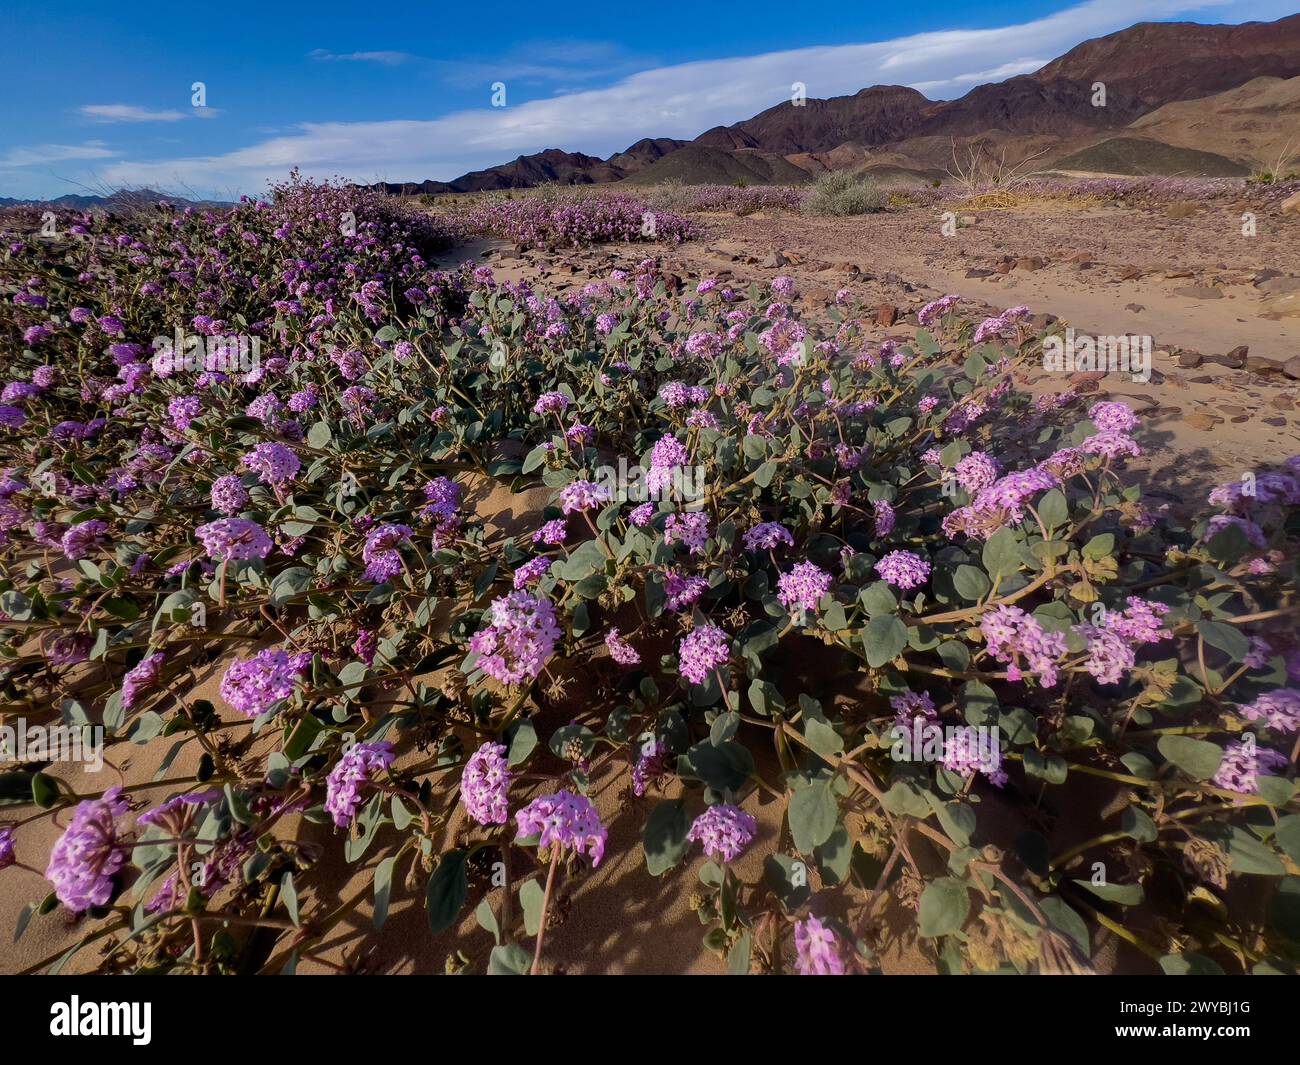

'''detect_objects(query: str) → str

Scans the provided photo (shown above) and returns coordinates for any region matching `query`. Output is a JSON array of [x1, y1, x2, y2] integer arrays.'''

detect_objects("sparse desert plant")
[[1249, 139, 1300, 185], [642, 178, 691, 213], [801, 171, 888, 216], [946, 139, 1053, 209]]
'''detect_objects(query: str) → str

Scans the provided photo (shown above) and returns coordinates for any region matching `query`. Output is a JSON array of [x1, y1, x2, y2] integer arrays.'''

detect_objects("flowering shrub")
[[643, 182, 809, 215], [0, 174, 1297, 976], [462, 192, 697, 248]]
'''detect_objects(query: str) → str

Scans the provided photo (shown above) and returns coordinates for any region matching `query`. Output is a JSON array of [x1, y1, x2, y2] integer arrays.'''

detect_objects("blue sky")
[[1, 0, 1293, 200]]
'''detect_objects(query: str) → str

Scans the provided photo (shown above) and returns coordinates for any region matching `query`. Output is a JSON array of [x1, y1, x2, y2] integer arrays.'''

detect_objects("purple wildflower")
[[461, 742, 512, 826], [514, 789, 607, 866], [325, 742, 395, 828], [678, 624, 730, 684], [686, 804, 757, 862], [45, 787, 130, 912], [875, 550, 930, 590]]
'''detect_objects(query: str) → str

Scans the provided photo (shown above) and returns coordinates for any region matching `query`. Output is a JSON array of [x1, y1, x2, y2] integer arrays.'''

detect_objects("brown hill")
[[446, 149, 625, 192], [913, 77, 1141, 138], [621, 145, 814, 186], [1051, 136, 1250, 176], [1128, 75, 1300, 172], [1031, 14, 1300, 108], [606, 137, 690, 173], [705, 86, 931, 154]]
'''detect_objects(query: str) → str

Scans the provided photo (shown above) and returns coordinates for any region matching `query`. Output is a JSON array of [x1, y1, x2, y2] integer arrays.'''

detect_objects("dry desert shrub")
[[801, 171, 888, 216]]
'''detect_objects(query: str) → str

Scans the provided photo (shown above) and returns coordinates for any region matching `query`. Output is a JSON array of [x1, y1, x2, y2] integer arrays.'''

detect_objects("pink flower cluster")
[[980, 605, 1068, 687], [461, 741, 512, 825], [686, 803, 757, 862], [220, 647, 311, 717], [514, 789, 608, 866], [469, 591, 561, 685]]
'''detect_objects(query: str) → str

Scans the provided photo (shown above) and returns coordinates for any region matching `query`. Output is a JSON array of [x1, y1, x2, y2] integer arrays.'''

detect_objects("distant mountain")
[[373, 148, 625, 196], [372, 12, 1300, 192], [1030, 16, 1300, 106], [622, 146, 815, 186], [606, 137, 690, 174], [710, 86, 931, 155], [0, 188, 231, 209]]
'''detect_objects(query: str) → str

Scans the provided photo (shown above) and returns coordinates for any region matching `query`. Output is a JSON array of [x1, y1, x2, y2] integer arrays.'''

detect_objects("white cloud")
[[79, 104, 189, 123], [2, 141, 116, 167], [93, 0, 1270, 197], [426, 40, 651, 88], [309, 49, 413, 66]]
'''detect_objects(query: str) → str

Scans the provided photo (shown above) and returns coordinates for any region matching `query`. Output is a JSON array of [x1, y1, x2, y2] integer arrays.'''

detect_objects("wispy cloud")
[[95, 0, 1261, 196], [79, 104, 189, 123], [2, 141, 116, 167], [910, 58, 1051, 94], [309, 49, 414, 66], [425, 40, 653, 89]]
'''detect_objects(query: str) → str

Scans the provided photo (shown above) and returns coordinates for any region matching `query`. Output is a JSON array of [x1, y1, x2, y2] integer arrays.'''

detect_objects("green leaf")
[[1022, 749, 1067, 785], [280, 871, 300, 926], [710, 711, 740, 747], [519, 878, 545, 937], [858, 582, 897, 617], [1120, 806, 1157, 843], [677, 741, 754, 791], [1159, 952, 1225, 976], [1271, 876, 1300, 946], [505, 719, 538, 767], [814, 823, 852, 886], [475, 899, 500, 944], [307, 421, 332, 448], [953, 565, 990, 602], [1157, 735, 1223, 781], [269, 566, 313, 608], [1228, 828, 1285, 876], [1072, 878, 1143, 905], [803, 717, 843, 758], [426, 850, 469, 935], [13, 902, 34, 944], [1037, 489, 1067, 530], [1039, 896, 1090, 955], [861, 615, 908, 668], [981, 528, 1020, 579], [642, 799, 689, 877], [1275, 816, 1300, 864], [372, 856, 396, 930], [488, 942, 532, 975], [919, 877, 970, 937], [936, 802, 976, 847], [1196, 620, 1250, 662], [763, 854, 811, 911], [726, 930, 753, 975], [788, 781, 838, 853], [1082, 533, 1115, 559], [31, 772, 60, 809]]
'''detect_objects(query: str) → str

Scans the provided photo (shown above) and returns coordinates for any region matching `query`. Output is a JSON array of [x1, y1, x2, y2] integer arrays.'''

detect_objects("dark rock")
[[1205, 344, 1247, 369], [1246, 354, 1284, 374]]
